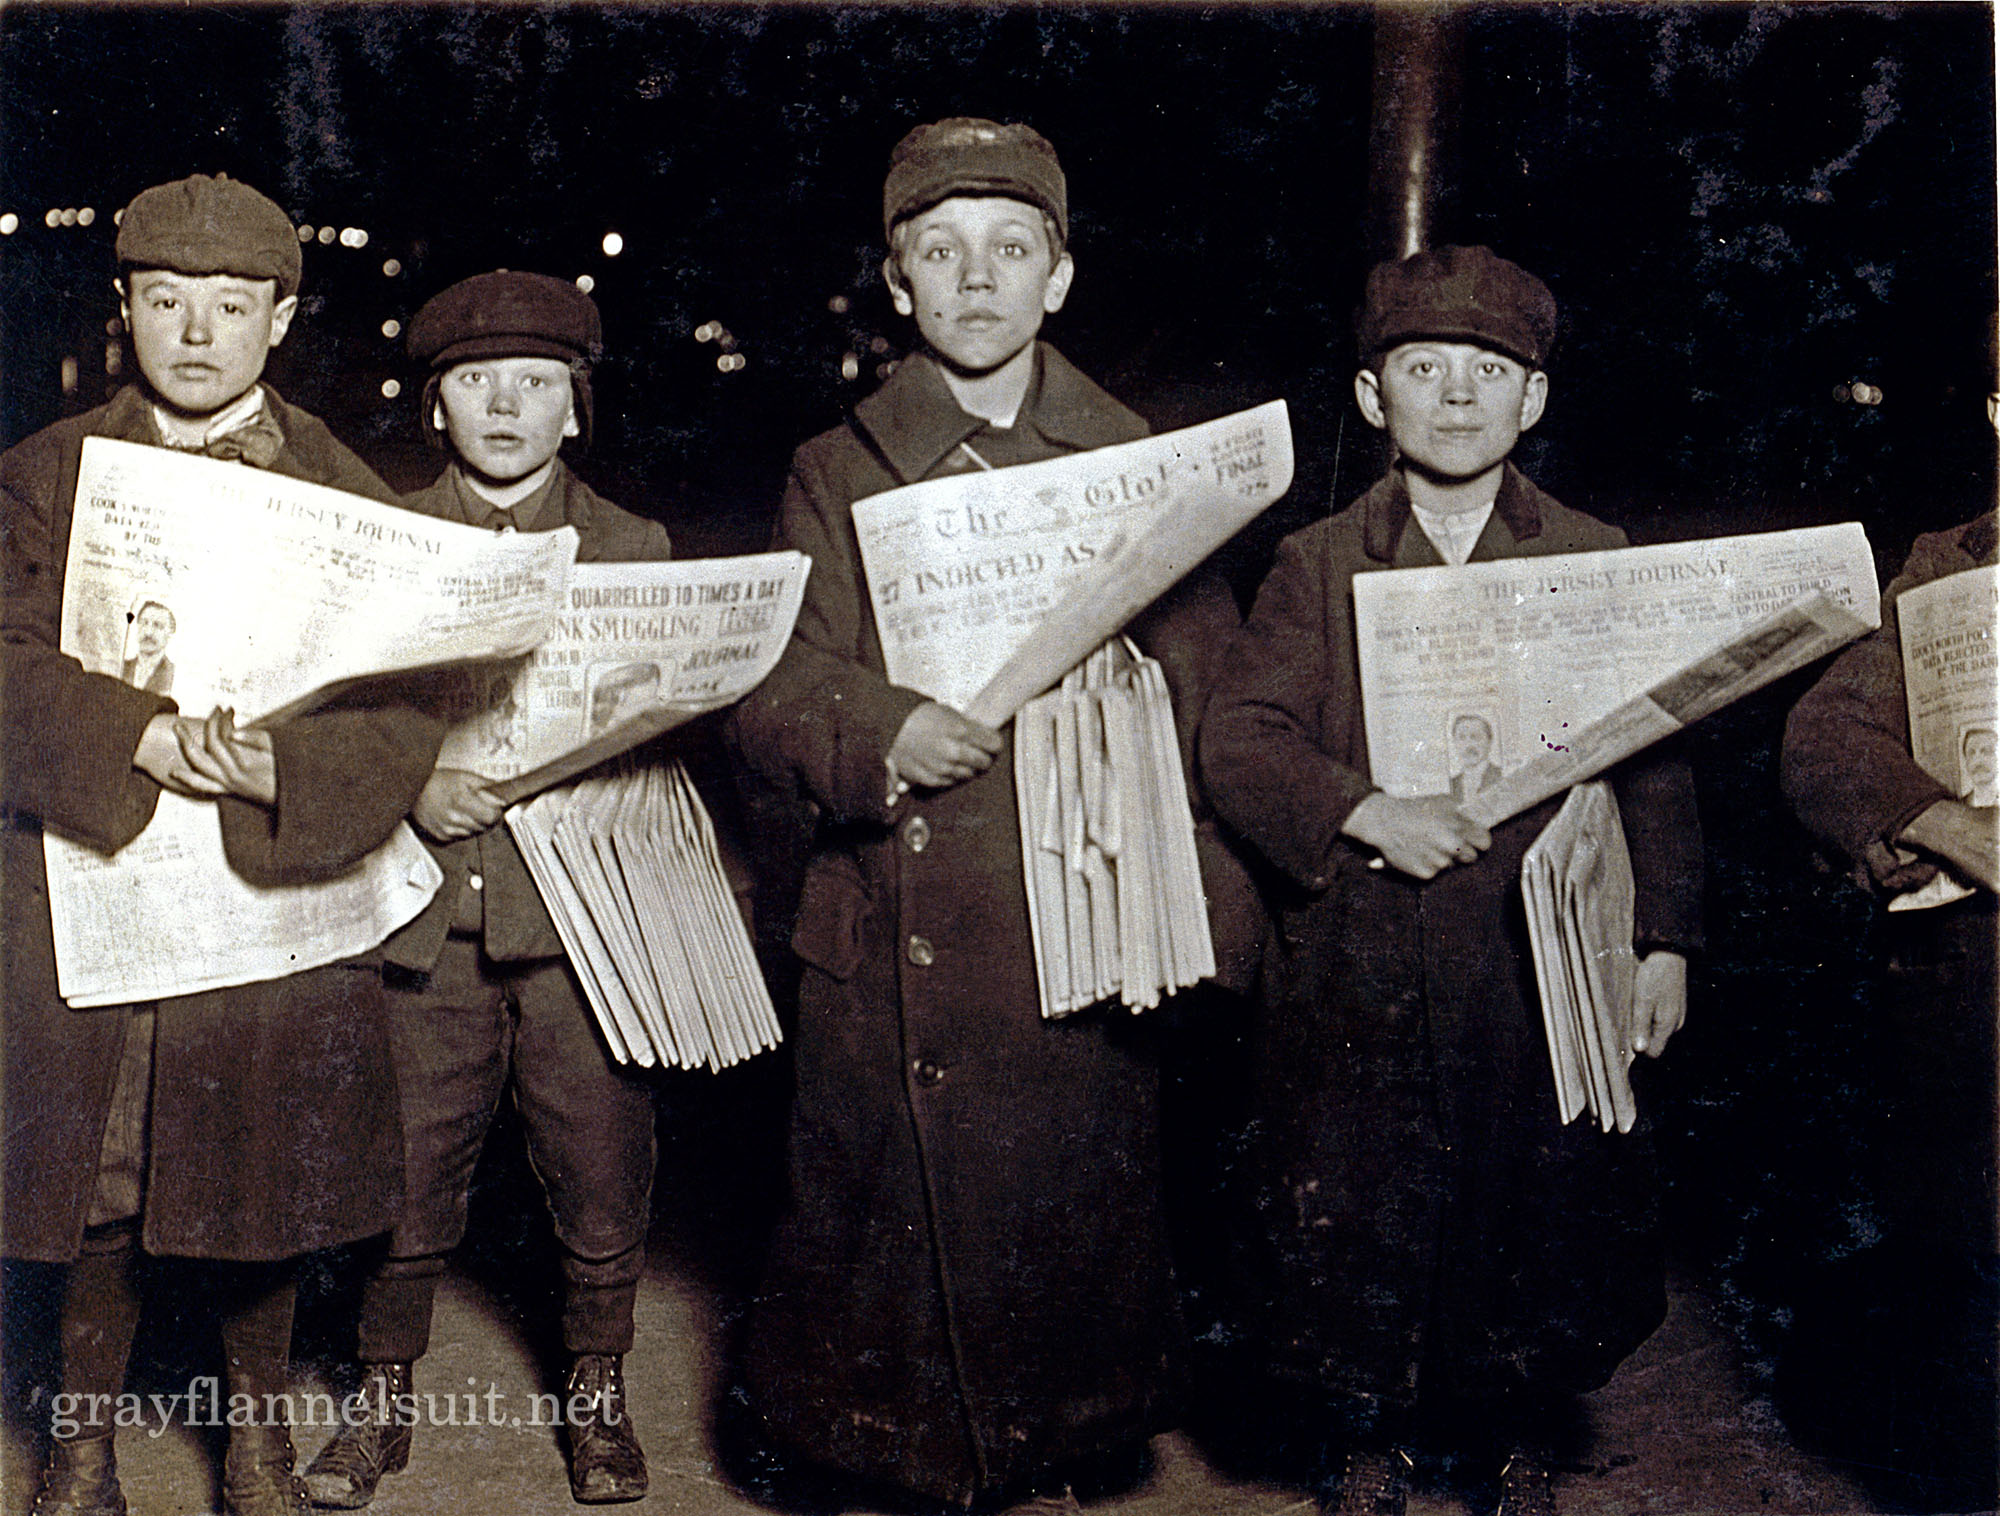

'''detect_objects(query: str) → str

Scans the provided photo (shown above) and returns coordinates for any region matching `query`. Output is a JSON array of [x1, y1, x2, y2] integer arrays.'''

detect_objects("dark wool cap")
[[407, 270, 603, 370], [115, 174, 303, 300], [883, 117, 1068, 245], [1357, 245, 1558, 370]]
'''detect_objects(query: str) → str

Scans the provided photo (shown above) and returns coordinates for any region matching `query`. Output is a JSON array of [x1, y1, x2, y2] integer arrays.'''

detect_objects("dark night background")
[[2, 1, 1996, 1506]]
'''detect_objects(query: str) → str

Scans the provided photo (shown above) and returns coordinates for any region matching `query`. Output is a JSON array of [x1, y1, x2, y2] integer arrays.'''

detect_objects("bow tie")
[[200, 411, 285, 468]]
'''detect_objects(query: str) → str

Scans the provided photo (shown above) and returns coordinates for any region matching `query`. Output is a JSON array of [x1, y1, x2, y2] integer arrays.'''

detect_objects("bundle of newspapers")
[[509, 759, 778, 1070], [1521, 783, 1639, 1133], [1014, 639, 1215, 1018]]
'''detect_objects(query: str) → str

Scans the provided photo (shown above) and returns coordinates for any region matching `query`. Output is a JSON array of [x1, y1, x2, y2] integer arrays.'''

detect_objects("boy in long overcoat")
[[1781, 503, 1998, 1506], [1, 174, 441, 1516], [730, 119, 1240, 1508], [1200, 247, 1703, 1516], [303, 271, 666, 1509]]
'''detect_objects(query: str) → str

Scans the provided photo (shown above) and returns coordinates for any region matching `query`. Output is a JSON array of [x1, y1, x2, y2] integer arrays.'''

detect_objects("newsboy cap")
[[1357, 245, 1558, 370], [406, 270, 603, 370], [883, 117, 1068, 246], [115, 174, 302, 301]]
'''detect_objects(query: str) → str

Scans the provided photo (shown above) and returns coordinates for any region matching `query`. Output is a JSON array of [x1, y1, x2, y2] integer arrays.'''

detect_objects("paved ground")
[[0, 1240, 1932, 1516]]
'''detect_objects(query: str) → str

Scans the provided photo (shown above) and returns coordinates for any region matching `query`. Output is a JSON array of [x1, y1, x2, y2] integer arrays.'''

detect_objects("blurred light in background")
[[382, 258, 402, 278], [381, 319, 402, 339], [602, 231, 624, 257], [575, 274, 596, 294], [381, 379, 402, 399]]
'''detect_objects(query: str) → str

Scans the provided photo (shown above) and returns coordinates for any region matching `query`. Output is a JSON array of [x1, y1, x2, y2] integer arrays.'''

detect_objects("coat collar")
[[1360, 460, 1548, 564], [1961, 508, 1998, 566], [852, 342, 1144, 485]]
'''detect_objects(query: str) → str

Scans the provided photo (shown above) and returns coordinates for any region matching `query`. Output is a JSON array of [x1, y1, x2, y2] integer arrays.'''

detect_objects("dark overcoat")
[[1781, 508, 1998, 1260], [382, 459, 672, 971], [1199, 464, 1705, 1408], [1, 384, 444, 1264], [730, 348, 1240, 1503]]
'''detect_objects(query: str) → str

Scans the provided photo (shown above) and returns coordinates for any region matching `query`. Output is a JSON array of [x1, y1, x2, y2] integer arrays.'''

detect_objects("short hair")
[[1962, 725, 1995, 752], [1451, 712, 1493, 739], [132, 600, 176, 631], [421, 360, 593, 454]]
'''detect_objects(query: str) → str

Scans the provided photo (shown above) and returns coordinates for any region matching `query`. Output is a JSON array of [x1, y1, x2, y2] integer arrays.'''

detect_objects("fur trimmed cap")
[[1357, 245, 1558, 369], [115, 174, 302, 300], [883, 117, 1067, 245], [406, 270, 603, 369]]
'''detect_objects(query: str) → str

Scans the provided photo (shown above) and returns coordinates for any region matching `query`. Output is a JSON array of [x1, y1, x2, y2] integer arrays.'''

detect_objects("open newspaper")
[[1522, 782, 1639, 1133], [45, 439, 577, 1006], [1889, 563, 1998, 911], [1014, 640, 1215, 1018], [432, 552, 809, 804], [853, 401, 1293, 721], [854, 403, 1292, 1015], [1353, 524, 1880, 827], [508, 760, 779, 1070]]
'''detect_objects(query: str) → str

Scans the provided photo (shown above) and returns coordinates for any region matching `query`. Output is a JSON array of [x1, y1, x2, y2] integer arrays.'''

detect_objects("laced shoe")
[[1493, 1451, 1558, 1516], [1320, 1445, 1413, 1516], [302, 1362, 414, 1508], [31, 1433, 127, 1516], [564, 1353, 648, 1504]]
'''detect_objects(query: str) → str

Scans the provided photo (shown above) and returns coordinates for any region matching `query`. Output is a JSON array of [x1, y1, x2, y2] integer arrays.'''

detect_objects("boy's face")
[[435, 356, 579, 485], [885, 195, 1073, 376], [1356, 341, 1548, 484], [121, 270, 296, 418]]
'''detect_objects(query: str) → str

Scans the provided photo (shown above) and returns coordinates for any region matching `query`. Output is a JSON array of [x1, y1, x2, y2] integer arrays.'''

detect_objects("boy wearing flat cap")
[[1, 173, 441, 1516], [303, 270, 665, 1509], [730, 118, 1242, 1508], [1200, 247, 1703, 1516]]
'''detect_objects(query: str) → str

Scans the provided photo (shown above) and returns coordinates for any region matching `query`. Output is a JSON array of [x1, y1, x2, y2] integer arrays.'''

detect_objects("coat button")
[[907, 935, 935, 967], [911, 1058, 945, 1086], [468, 872, 484, 891], [902, 814, 931, 853]]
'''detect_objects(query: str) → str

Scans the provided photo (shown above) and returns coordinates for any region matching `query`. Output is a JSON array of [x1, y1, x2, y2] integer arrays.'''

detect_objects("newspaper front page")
[[433, 551, 810, 803], [853, 401, 1293, 716], [46, 439, 580, 1006], [1353, 524, 1880, 818], [1889, 563, 1998, 910]]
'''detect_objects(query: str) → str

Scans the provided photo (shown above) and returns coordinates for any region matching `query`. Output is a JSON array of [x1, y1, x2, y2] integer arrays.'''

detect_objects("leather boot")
[[223, 1422, 311, 1516], [31, 1433, 127, 1516], [301, 1363, 414, 1509], [563, 1353, 648, 1504]]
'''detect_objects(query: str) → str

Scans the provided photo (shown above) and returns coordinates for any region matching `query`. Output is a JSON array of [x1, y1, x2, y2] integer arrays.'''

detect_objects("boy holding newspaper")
[[1199, 247, 1704, 1516], [729, 118, 1241, 1508], [304, 271, 665, 1508], [1, 174, 442, 1516]]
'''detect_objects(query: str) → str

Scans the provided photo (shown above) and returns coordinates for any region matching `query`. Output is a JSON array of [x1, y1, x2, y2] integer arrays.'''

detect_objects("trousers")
[[358, 938, 657, 1360]]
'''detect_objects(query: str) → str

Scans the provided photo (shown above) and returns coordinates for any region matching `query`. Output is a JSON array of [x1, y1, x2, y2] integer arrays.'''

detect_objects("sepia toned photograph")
[[1, 4, 1994, 1515]]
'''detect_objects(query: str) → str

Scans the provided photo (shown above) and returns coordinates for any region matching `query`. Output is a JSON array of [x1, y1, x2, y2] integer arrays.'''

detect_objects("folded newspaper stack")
[[1014, 639, 1216, 1018], [1521, 782, 1639, 1134], [508, 760, 779, 1070]]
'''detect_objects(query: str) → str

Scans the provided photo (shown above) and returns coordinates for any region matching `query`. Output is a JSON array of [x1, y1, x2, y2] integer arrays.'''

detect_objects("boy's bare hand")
[[887, 701, 1002, 793], [1630, 949, 1688, 1056], [136, 708, 277, 803], [181, 708, 277, 804], [134, 712, 225, 797], [1899, 797, 2000, 894], [1340, 792, 1490, 879], [413, 767, 507, 841]]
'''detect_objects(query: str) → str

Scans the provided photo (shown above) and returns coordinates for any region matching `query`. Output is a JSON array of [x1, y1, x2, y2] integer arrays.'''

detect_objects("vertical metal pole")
[[1365, 2, 1466, 263]]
